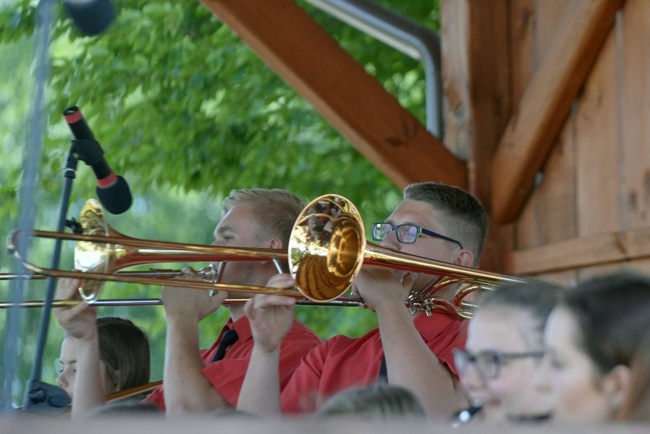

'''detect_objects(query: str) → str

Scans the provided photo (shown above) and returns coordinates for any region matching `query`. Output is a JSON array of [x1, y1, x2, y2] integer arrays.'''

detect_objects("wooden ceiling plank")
[[201, 0, 467, 188], [490, 0, 621, 224]]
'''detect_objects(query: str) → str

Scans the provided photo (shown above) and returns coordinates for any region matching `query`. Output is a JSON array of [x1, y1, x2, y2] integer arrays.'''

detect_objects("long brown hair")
[[96, 317, 150, 393]]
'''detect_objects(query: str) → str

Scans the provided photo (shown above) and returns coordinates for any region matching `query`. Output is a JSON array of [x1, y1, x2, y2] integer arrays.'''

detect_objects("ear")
[[268, 237, 283, 250], [454, 249, 475, 268], [112, 369, 122, 394], [602, 364, 632, 412]]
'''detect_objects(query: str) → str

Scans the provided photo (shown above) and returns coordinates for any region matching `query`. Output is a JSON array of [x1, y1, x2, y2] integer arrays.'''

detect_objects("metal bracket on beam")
[[307, 0, 443, 140]]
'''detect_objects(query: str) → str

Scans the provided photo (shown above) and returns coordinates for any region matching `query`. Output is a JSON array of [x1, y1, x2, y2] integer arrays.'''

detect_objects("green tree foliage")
[[0, 0, 440, 221], [0, 0, 440, 408]]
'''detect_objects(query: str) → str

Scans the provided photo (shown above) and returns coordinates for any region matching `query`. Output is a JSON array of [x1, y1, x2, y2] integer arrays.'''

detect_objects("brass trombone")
[[5, 195, 525, 318]]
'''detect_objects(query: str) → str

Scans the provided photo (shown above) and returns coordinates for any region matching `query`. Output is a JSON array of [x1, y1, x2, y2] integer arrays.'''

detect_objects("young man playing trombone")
[[54, 188, 321, 417], [237, 182, 488, 419]]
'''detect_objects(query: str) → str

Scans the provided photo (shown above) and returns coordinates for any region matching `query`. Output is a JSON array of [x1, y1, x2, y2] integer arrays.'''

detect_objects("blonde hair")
[[222, 188, 305, 247]]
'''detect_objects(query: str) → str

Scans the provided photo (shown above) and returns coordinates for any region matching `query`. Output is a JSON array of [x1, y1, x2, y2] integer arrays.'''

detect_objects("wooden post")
[[491, 0, 621, 224], [441, 0, 513, 272]]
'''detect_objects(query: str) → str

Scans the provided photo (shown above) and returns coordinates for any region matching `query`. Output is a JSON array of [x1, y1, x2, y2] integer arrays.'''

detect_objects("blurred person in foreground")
[[533, 271, 650, 424], [453, 280, 563, 426], [315, 383, 426, 421]]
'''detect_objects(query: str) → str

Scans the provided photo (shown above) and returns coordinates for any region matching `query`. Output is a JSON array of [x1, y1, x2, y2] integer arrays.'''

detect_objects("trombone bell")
[[74, 198, 111, 301], [289, 197, 366, 302]]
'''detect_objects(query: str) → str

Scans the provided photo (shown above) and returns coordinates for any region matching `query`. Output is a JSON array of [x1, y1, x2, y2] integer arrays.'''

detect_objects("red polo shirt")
[[145, 316, 321, 410], [280, 311, 468, 413]]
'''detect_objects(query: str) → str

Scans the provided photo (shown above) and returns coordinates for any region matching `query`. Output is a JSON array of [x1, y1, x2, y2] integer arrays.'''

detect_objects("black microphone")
[[62, 0, 116, 36], [64, 106, 133, 214]]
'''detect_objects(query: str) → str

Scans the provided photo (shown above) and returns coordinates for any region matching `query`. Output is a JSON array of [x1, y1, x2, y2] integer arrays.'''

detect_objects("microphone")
[[62, 0, 116, 36], [64, 106, 133, 214]]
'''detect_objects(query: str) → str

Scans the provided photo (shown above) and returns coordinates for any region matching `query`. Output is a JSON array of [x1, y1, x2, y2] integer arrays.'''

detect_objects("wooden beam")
[[490, 0, 621, 224], [504, 227, 650, 276], [441, 0, 512, 273], [201, 0, 467, 189]]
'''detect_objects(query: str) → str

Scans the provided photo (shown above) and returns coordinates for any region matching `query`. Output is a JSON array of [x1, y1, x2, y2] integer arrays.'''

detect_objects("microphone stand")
[[21, 115, 121, 414], [21, 147, 80, 415]]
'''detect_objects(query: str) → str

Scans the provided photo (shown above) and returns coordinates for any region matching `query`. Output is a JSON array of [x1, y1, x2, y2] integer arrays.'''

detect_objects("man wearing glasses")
[[237, 182, 489, 419]]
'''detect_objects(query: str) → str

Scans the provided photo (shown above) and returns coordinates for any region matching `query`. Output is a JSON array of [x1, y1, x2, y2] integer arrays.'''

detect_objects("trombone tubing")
[[24, 229, 288, 261], [364, 243, 526, 286], [8, 268, 302, 297], [0, 296, 365, 309], [0, 270, 185, 280]]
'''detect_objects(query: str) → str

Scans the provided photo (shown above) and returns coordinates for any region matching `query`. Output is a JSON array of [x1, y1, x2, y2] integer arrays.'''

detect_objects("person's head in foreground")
[[454, 280, 563, 425], [534, 270, 650, 424], [90, 400, 163, 418], [315, 383, 426, 421]]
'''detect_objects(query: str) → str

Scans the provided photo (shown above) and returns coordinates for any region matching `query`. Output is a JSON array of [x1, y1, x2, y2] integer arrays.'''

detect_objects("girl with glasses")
[[454, 280, 563, 425]]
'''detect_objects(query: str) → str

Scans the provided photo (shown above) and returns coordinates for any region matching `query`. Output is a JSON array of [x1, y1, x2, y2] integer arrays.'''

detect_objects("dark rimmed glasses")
[[371, 222, 464, 249], [453, 348, 545, 379]]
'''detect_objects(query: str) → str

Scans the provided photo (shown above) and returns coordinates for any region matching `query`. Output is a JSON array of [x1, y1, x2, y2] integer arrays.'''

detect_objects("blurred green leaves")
[[0, 0, 441, 221]]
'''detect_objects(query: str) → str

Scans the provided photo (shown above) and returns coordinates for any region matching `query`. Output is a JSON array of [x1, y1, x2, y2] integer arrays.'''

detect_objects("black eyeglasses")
[[453, 348, 544, 379], [371, 222, 464, 249]]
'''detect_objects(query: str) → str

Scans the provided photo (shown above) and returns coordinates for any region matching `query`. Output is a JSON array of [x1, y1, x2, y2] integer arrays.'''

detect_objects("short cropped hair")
[[96, 317, 150, 393], [403, 182, 488, 264], [222, 188, 305, 248]]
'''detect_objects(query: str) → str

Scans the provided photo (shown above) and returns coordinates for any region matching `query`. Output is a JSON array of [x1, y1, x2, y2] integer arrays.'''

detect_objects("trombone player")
[[54, 188, 322, 417], [238, 181, 488, 419]]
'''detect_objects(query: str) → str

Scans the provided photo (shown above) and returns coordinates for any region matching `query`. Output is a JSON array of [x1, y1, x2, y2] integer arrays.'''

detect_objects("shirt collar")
[[223, 315, 253, 342]]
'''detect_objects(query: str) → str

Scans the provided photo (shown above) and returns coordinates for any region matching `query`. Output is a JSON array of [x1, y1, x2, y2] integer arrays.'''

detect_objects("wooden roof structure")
[[201, 0, 650, 284]]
